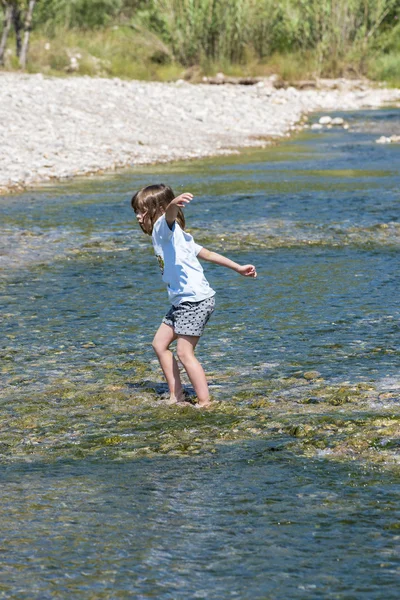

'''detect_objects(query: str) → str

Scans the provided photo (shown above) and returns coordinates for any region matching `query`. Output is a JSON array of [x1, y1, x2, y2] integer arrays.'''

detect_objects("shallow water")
[[1, 110, 399, 393], [1, 108, 400, 597], [1, 445, 400, 599]]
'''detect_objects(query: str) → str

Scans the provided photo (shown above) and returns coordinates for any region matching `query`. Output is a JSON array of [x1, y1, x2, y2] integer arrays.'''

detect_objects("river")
[[1, 109, 400, 598]]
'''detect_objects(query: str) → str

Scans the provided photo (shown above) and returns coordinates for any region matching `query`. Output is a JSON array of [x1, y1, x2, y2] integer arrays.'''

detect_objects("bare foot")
[[176, 400, 194, 407], [166, 390, 186, 406], [195, 400, 212, 409], [165, 395, 178, 405]]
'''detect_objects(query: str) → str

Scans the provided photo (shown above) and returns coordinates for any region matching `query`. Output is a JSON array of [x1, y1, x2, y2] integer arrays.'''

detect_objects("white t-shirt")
[[152, 214, 215, 306]]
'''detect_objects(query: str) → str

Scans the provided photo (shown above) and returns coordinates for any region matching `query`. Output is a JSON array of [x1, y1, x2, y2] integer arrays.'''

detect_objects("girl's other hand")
[[237, 264, 257, 278], [171, 192, 193, 208]]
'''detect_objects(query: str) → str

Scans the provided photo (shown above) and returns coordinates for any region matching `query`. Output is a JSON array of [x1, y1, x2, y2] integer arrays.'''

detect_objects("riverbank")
[[1, 73, 400, 195]]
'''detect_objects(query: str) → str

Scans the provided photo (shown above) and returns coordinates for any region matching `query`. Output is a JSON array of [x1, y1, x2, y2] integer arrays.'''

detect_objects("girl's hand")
[[165, 192, 193, 229], [171, 192, 193, 208], [237, 264, 257, 278]]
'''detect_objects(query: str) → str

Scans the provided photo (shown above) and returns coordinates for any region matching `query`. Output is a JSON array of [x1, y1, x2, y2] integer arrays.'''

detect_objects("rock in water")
[[303, 370, 322, 380], [331, 117, 345, 126]]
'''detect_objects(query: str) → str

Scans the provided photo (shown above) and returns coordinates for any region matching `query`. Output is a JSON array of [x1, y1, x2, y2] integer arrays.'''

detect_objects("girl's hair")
[[131, 184, 185, 235]]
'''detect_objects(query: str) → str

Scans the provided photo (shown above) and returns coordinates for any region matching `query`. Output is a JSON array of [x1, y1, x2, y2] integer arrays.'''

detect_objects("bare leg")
[[152, 323, 184, 404], [176, 335, 211, 407]]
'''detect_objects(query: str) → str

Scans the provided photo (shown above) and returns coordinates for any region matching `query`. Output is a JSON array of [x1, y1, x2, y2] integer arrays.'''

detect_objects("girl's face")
[[135, 209, 147, 225]]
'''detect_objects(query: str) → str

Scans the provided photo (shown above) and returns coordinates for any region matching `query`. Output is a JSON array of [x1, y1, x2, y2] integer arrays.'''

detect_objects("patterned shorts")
[[163, 296, 215, 337]]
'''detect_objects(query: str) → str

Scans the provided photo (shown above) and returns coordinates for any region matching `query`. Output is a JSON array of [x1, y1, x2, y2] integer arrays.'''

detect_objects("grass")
[[368, 51, 400, 87], [2, 26, 183, 81], [0, 24, 399, 86]]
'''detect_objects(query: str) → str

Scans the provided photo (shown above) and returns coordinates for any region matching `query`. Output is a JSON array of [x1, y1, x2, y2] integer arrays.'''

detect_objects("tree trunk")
[[12, 2, 23, 58], [19, 0, 37, 69], [0, 3, 13, 65]]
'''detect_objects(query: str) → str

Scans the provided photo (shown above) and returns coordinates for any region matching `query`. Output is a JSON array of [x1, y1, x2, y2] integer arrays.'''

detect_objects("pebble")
[[303, 371, 322, 380], [375, 135, 400, 144], [0, 73, 399, 193]]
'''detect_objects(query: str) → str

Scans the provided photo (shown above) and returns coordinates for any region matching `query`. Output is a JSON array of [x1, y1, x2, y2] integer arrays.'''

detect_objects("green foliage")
[[23, 26, 183, 80], [127, 0, 400, 73], [146, 0, 252, 64], [368, 51, 400, 86], [33, 0, 124, 31], [2, 0, 400, 80]]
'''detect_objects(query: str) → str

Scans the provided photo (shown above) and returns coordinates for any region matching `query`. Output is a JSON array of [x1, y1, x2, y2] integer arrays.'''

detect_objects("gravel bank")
[[1, 72, 400, 194]]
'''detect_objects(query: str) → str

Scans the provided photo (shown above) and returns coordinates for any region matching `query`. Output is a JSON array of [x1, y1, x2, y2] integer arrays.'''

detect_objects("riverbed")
[[1, 72, 400, 194], [1, 108, 400, 597]]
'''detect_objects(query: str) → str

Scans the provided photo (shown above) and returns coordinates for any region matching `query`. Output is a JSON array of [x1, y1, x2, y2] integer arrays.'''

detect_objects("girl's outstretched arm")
[[198, 248, 257, 278], [165, 192, 193, 228]]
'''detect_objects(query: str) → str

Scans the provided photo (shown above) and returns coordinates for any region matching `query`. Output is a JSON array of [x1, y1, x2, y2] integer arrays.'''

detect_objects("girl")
[[132, 184, 257, 408]]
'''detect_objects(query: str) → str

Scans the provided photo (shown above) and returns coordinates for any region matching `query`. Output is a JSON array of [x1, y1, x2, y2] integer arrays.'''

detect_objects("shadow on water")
[[1, 108, 400, 597]]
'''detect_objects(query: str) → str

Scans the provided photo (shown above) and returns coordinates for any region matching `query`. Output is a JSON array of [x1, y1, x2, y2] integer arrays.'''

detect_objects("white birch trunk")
[[19, 0, 37, 69], [0, 3, 13, 65]]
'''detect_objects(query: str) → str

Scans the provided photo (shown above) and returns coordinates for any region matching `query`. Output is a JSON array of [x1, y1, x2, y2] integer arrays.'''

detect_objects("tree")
[[0, 1, 14, 64], [0, 0, 38, 68], [19, 0, 37, 68]]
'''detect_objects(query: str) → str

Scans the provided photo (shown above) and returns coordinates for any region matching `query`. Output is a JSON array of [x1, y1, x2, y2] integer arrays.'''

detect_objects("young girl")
[[132, 183, 257, 408]]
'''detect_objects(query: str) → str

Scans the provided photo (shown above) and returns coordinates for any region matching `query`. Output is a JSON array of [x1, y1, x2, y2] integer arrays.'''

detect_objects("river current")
[[1, 109, 400, 598]]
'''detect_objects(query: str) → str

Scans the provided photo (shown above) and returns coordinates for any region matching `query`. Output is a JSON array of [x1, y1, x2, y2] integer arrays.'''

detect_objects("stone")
[[376, 136, 392, 144], [303, 371, 322, 380], [331, 117, 345, 125], [1, 72, 400, 193], [319, 115, 332, 124]]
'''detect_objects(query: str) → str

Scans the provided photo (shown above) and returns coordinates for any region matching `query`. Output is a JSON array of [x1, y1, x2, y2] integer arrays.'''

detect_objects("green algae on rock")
[[1, 371, 399, 470]]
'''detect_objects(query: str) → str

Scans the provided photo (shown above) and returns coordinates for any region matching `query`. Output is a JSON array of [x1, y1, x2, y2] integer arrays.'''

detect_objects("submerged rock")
[[1, 371, 400, 470], [303, 371, 322, 380]]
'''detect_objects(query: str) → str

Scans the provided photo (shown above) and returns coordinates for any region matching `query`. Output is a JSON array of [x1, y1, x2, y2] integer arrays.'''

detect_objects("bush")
[[3, 0, 400, 81], [368, 52, 400, 85], [34, 0, 124, 31]]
